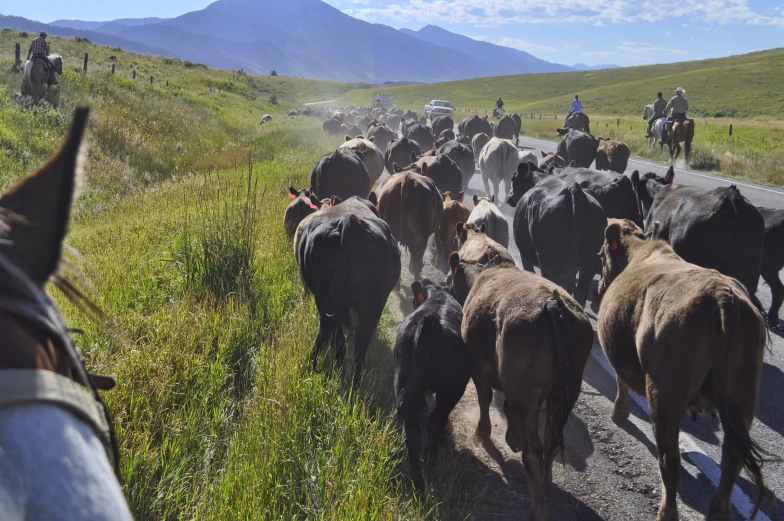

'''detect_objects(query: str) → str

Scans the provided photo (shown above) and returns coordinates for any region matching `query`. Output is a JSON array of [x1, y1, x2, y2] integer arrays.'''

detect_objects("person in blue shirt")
[[565, 95, 582, 126]]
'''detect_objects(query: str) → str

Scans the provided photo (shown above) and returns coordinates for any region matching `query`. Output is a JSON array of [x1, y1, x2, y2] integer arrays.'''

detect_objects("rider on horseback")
[[565, 94, 582, 126], [646, 92, 667, 137], [495, 97, 504, 110], [665, 87, 688, 121], [27, 31, 57, 85]]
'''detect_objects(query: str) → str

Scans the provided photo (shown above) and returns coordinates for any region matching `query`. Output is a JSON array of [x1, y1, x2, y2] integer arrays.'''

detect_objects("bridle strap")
[[0, 369, 113, 454]]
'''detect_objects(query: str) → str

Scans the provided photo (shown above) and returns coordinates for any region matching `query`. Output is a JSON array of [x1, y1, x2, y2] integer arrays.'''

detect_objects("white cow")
[[339, 137, 385, 185], [468, 194, 509, 248], [478, 137, 518, 202]]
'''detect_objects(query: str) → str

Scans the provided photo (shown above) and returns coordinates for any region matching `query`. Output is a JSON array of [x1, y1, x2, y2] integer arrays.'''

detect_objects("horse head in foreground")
[[0, 107, 133, 520]]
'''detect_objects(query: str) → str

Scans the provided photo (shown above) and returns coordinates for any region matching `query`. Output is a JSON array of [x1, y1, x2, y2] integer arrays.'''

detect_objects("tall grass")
[[179, 164, 260, 302]]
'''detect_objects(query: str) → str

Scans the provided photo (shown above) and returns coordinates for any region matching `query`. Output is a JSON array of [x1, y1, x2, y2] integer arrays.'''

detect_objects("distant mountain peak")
[[572, 63, 619, 70]]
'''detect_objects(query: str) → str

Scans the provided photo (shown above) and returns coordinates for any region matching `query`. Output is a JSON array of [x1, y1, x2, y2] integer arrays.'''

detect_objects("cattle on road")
[[340, 137, 384, 184], [595, 138, 630, 174], [508, 163, 607, 306], [310, 147, 371, 201], [297, 197, 401, 385], [385, 137, 422, 175], [449, 254, 593, 521], [597, 218, 773, 521], [435, 191, 469, 272], [631, 168, 765, 295], [437, 140, 475, 189], [468, 195, 509, 248], [394, 279, 471, 491], [478, 138, 518, 203], [552, 166, 643, 227], [758, 207, 784, 328], [373, 171, 443, 279], [556, 128, 599, 168]]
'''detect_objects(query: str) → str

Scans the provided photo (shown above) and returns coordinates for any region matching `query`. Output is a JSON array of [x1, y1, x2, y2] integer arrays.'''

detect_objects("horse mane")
[[48, 54, 62, 60]]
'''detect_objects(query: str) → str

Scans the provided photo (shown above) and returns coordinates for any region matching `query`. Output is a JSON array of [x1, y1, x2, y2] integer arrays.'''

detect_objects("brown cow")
[[597, 218, 774, 521], [471, 132, 491, 161], [435, 191, 469, 272], [439, 129, 456, 141], [455, 222, 514, 265], [372, 171, 443, 278], [595, 138, 630, 174], [449, 253, 593, 521], [284, 187, 320, 239]]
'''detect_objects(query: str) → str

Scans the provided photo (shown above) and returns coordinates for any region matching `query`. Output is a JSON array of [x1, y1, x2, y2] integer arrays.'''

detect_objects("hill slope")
[[399, 25, 571, 73], [339, 47, 784, 119]]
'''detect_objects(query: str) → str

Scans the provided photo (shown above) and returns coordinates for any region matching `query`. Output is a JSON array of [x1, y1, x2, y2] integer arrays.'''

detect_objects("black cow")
[[461, 115, 493, 141], [401, 154, 463, 196], [556, 128, 599, 168], [297, 196, 401, 385], [311, 148, 371, 201], [367, 124, 397, 153], [437, 140, 475, 189], [403, 123, 436, 151], [394, 279, 471, 490], [385, 137, 422, 174], [323, 117, 342, 136], [759, 207, 784, 329], [495, 115, 517, 143], [508, 163, 607, 306], [510, 113, 522, 143], [551, 166, 643, 227], [631, 168, 765, 295], [431, 116, 454, 137]]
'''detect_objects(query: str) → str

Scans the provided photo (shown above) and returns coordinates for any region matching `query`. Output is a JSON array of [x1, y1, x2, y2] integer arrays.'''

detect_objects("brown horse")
[[666, 118, 694, 164], [0, 107, 133, 520], [22, 54, 63, 102]]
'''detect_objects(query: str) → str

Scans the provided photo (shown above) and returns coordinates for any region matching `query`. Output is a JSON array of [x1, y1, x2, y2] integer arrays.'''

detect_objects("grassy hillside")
[[0, 31, 482, 520], [339, 47, 784, 119], [338, 47, 784, 185]]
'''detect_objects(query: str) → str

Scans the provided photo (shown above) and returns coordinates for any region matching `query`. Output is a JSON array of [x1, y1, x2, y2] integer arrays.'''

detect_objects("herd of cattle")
[[284, 104, 782, 520]]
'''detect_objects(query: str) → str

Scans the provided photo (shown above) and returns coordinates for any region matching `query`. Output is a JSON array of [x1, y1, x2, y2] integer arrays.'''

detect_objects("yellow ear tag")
[[416, 292, 425, 303]]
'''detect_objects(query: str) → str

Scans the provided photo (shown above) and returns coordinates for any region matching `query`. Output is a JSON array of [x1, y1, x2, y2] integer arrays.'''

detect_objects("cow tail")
[[397, 316, 437, 416], [323, 214, 359, 333], [569, 183, 588, 281], [399, 173, 411, 247], [714, 292, 774, 518], [545, 291, 574, 462]]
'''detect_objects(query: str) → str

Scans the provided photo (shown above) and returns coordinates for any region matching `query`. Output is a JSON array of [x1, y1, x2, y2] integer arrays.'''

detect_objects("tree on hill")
[[270, 70, 278, 76]]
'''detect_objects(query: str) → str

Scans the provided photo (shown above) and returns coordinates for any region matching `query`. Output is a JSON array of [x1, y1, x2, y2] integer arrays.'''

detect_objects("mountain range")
[[2, 0, 611, 82], [571, 63, 619, 70]]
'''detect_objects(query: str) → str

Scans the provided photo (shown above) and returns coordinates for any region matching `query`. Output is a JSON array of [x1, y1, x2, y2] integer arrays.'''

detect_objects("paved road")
[[385, 123, 784, 519]]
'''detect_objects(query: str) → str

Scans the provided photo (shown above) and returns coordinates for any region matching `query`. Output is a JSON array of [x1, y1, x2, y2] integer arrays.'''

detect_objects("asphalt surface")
[[387, 125, 784, 520]]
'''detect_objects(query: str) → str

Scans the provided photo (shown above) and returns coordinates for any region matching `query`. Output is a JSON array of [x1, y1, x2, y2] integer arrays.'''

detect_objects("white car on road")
[[424, 100, 454, 118]]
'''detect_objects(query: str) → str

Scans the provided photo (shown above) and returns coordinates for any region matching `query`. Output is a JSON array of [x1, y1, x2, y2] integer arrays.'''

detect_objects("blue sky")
[[8, 0, 784, 66]]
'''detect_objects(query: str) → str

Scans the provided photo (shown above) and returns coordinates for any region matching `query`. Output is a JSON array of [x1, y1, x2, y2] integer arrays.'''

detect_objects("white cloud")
[[593, 20, 605, 27], [496, 37, 557, 52], [345, 0, 784, 28], [583, 50, 618, 57]]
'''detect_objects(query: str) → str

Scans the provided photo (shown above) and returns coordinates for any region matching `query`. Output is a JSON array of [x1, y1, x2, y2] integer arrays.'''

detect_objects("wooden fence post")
[[617, 118, 620, 127], [531, 112, 534, 119], [132, 70, 136, 80], [166, 80, 168, 86], [150, 75, 154, 86], [15, 43, 21, 67], [729, 124, 733, 137], [539, 114, 541, 120], [83, 53, 88, 74], [111, 64, 115, 75]]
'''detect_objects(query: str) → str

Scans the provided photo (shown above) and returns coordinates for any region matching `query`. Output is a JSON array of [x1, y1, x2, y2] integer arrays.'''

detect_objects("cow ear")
[[345, 136, 351, 141], [541, 151, 546, 158], [605, 222, 622, 252], [491, 194, 495, 203], [410, 151, 417, 162], [630, 170, 640, 192], [456, 221, 465, 241], [289, 186, 299, 198], [665, 166, 675, 184], [411, 281, 425, 304], [449, 252, 461, 276], [421, 163, 428, 176], [0, 107, 88, 284], [309, 194, 321, 208], [479, 223, 487, 234], [331, 195, 342, 206], [368, 136, 375, 143], [650, 221, 660, 238], [393, 163, 403, 173], [457, 191, 464, 203], [569, 160, 576, 167], [473, 194, 479, 206], [368, 192, 378, 207]]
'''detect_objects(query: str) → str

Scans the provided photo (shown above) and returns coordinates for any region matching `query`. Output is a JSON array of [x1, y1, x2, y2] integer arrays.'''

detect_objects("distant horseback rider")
[[564, 94, 582, 126], [665, 87, 688, 121], [646, 92, 667, 137], [495, 97, 504, 110], [27, 31, 57, 85]]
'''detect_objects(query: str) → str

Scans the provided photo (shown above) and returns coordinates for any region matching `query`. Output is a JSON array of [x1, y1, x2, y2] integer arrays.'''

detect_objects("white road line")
[[590, 347, 771, 521], [518, 136, 784, 196], [303, 99, 337, 106]]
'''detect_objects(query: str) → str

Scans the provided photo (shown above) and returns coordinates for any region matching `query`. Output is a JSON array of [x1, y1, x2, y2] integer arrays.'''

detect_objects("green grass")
[[0, 29, 486, 520], [338, 47, 784, 185]]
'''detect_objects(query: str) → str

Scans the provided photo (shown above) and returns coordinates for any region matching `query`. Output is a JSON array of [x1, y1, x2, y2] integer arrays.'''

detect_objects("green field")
[[0, 31, 487, 519], [339, 47, 784, 185]]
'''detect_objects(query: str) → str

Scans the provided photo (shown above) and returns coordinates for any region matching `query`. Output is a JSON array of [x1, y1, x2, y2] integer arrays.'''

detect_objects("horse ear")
[[0, 107, 89, 284], [630, 171, 640, 192]]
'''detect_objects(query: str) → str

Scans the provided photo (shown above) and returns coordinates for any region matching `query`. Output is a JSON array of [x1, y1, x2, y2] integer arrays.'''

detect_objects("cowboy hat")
[[39, 31, 48, 37], [676, 87, 686, 94]]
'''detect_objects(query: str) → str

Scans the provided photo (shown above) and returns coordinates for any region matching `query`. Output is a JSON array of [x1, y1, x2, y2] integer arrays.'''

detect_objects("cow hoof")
[[611, 405, 630, 423], [475, 420, 492, 440]]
